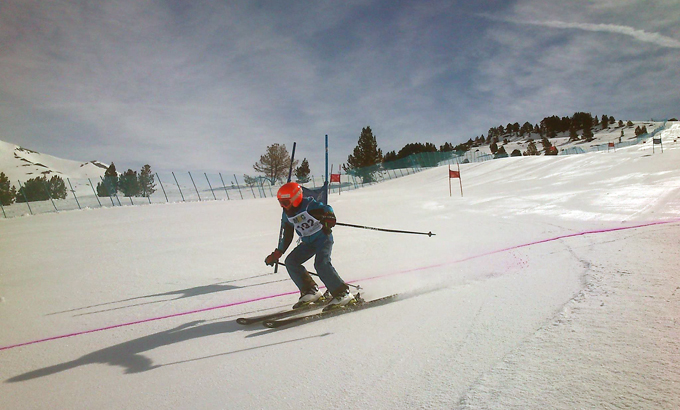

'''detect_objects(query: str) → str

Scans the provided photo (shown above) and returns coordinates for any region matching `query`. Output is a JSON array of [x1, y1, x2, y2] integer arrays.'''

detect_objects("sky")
[[1, 0, 679, 176]]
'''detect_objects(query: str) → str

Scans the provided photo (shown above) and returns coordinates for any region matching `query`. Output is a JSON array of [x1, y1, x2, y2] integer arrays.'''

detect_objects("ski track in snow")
[[2, 218, 677, 353]]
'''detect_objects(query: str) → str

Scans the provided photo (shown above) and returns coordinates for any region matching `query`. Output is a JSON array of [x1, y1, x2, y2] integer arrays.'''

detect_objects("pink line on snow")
[[0, 290, 299, 352], [358, 218, 680, 282], [2, 218, 679, 352]]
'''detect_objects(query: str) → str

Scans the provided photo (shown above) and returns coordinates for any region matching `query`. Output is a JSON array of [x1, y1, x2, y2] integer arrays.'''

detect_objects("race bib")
[[287, 211, 323, 237]]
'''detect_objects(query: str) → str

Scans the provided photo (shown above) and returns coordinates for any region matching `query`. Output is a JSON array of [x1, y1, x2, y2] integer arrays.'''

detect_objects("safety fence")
[[0, 122, 671, 219], [0, 167, 429, 219]]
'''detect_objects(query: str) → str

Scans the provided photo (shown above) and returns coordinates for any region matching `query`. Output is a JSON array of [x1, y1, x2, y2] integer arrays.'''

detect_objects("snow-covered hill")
[[1, 123, 679, 409], [470, 120, 664, 157], [0, 139, 108, 183]]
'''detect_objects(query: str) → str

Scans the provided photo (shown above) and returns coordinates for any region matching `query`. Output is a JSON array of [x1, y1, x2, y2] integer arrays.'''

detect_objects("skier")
[[264, 182, 355, 310]]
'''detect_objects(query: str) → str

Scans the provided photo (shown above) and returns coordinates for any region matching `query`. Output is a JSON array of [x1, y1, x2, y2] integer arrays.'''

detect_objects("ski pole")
[[277, 262, 361, 290], [336, 222, 435, 237]]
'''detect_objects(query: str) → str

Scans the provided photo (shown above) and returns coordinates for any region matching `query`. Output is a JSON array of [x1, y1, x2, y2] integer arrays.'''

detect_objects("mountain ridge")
[[0, 139, 108, 183]]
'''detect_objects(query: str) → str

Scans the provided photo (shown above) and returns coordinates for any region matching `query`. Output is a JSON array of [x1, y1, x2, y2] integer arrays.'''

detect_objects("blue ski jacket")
[[277, 197, 334, 253]]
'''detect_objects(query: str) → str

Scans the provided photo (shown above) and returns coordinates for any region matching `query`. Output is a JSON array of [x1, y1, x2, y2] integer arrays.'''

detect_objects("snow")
[[0, 139, 108, 184], [1, 123, 680, 409]]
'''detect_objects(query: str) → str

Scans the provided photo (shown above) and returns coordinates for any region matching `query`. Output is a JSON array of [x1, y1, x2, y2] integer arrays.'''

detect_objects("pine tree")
[[541, 138, 553, 152], [295, 158, 311, 183], [583, 127, 594, 141], [118, 169, 140, 197], [138, 164, 156, 197], [16, 176, 50, 202], [524, 141, 539, 156], [46, 175, 67, 199], [395, 142, 437, 159], [494, 145, 508, 158], [97, 163, 119, 197], [568, 125, 579, 142], [582, 115, 594, 141], [253, 144, 298, 184], [490, 141, 499, 154], [243, 174, 258, 187], [346, 126, 382, 183], [0, 172, 17, 205]]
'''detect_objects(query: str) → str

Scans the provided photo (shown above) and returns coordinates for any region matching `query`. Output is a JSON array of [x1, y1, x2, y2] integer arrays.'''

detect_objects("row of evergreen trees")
[[0, 163, 155, 206], [339, 112, 655, 183], [252, 112, 666, 185], [96, 163, 156, 198], [0, 173, 68, 205], [484, 113, 626, 143]]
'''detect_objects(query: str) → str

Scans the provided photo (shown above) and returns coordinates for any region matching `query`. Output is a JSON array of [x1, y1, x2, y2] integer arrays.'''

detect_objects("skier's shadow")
[[48, 274, 287, 317], [5, 320, 329, 383]]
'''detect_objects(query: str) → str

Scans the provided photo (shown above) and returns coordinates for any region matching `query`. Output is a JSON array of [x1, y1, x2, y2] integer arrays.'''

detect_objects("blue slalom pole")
[[325, 135, 329, 202], [275, 141, 296, 273]]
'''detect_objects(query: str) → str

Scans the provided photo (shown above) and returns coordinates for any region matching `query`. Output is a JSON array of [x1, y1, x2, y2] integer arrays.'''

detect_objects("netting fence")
[[0, 122, 669, 219]]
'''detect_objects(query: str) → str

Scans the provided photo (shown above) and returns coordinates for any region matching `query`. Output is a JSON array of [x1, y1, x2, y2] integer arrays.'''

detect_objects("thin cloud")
[[529, 20, 680, 48], [482, 13, 680, 49], [1, 2, 679, 175]]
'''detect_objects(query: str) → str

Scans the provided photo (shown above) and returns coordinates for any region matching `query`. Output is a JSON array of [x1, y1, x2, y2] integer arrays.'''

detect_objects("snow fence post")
[[67, 178, 81, 210], [155, 174, 169, 203], [233, 174, 243, 199], [87, 178, 102, 207], [219, 173, 230, 200], [17, 180, 33, 215], [188, 172, 201, 201], [247, 178, 256, 198], [41, 179, 58, 212], [205, 173, 217, 200], [172, 172, 185, 202], [99, 176, 116, 206]]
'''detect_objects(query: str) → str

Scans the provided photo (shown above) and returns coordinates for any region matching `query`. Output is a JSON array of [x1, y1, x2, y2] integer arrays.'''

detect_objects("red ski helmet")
[[277, 182, 303, 209]]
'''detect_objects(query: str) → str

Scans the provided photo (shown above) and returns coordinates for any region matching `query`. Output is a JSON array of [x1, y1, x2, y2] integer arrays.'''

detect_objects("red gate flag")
[[608, 142, 615, 148], [330, 173, 341, 183], [449, 163, 463, 197]]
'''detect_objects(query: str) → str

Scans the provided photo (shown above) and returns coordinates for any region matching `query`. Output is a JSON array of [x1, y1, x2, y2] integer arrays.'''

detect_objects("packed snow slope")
[[1, 124, 679, 409]]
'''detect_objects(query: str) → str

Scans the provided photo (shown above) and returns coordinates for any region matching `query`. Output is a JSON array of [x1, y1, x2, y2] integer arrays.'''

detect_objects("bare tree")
[[253, 143, 298, 184]]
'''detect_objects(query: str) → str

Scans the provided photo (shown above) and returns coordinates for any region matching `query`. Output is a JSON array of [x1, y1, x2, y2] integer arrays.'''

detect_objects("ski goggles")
[[278, 198, 292, 208]]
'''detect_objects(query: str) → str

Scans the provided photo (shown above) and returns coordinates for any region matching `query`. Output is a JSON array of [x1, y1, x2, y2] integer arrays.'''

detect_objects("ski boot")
[[323, 287, 356, 312], [292, 286, 324, 309]]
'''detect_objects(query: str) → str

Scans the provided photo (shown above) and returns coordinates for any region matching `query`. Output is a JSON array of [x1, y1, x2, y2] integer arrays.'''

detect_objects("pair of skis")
[[236, 293, 399, 328]]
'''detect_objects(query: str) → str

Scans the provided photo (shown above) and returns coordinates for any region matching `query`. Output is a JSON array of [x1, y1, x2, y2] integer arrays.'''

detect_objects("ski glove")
[[265, 249, 283, 266], [320, 212, 336, 234]]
